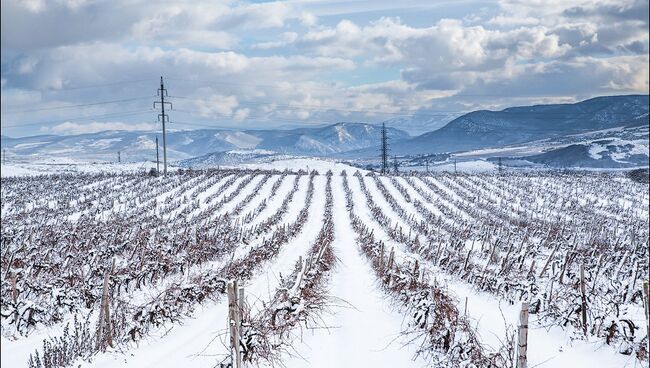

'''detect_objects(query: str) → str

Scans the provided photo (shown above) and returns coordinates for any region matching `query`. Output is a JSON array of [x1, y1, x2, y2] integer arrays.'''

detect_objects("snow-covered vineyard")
[[1, 167, 649, 368]]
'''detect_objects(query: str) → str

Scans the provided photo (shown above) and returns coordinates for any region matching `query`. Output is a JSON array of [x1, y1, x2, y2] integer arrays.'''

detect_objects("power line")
[[0, 109, 153, 129], [2, 96, 154, 114], [169, 95, 462, 117], [168, 95, 646, 119], [165, 77, 344, 94]]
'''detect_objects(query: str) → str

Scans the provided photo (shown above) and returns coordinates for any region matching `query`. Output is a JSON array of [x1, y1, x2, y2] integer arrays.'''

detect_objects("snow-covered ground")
[[1, 157, 648, 368], [1, 158, 170, 177]]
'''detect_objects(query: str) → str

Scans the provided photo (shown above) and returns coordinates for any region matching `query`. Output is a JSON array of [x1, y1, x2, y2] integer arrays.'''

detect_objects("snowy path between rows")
[[2, 164, 643, 368], [281, 175, 425, 368], [71, 176, 326, 368], [354, 176, 635, 368]]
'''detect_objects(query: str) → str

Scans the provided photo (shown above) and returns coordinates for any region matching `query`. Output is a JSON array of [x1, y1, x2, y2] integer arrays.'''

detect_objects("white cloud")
[[195, 95, 239, 117], [486, 15, 540, 26], [1, 0, 647, 136], [233, 108, 250, 121], [47, 121, 156, 135], [300, 11, 318, 27]]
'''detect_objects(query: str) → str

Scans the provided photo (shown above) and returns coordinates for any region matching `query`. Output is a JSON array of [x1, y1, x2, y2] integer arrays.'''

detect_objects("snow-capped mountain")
[[392, 95, 649, 155], [0, 123, 410, 162], [2, 95, 647, 170]]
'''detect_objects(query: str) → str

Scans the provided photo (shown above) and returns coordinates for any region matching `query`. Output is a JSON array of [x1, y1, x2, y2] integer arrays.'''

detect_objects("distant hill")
[[508, 124, 649, 169], [0, 122, 410, 162], [381, 113, 460, 135], [3, 95, 648, 170], [392, 95, 648, 155]]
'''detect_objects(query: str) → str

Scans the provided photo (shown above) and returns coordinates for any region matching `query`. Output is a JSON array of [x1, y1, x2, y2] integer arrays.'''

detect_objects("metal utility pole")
[[154, 76, 172, 176], [117, 151, 121, 163], [454, 159, 457, 174], [380, 123, 389, 174], [425, 158, 429, 173], [155, 136, 160, 175], [393, 155, 398, 174]]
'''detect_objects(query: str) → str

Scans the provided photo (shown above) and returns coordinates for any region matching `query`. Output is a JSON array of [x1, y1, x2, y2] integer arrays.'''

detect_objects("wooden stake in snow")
[[379, 242, 385, 274], [238, 286, 245, 358], [97, 259, 115, 351], [643, 280, 650, 352], [463, 239, 475, 271], [539, 241, 560, 277], [516, 302, 529, 368], [228, 280, 242, 368], [580, 263, 588, 336], [10, 272, 17, 303]]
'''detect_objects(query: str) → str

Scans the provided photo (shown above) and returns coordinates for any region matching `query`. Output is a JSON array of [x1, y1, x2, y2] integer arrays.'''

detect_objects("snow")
[[242, 158, 364, 175], [588, 143, 608, 159], [296, 136, 333, 153], [81, 175, 326, 368], [88, 138, 122, 148], [281, 175, 424, 368], [12, 142, 51, 149], [227, 149, 276, 155], [0, 161, 175, 177], [136, 135, 156, 149], [335, 124, 353, 142], [439, 279, 632, 368], [214, 131, 261, 149], [1, 158, 646, 368]]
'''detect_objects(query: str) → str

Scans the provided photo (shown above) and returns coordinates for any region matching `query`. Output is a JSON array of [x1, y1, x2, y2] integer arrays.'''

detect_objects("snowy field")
[[1, 160, 165, 178], [1, 160, 648, 368]]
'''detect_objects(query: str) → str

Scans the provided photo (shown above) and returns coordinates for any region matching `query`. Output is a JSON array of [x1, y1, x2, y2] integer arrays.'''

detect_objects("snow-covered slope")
[[382, 112, 460, 135], [462, 124, 650, 169], [179, 149, 291, 168], [0, 123, 410, 162], [393, 95, 649, 155]]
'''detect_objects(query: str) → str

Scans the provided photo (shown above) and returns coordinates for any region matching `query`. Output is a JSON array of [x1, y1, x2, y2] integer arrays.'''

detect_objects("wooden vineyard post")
[[463, 239, 474, 272], [10, 272, 17, 303], [580, 263, 588, 336], [228, 281, 242, 368], [97, 259, 115, 351], [379, 242, 385, 274], [386, 247, 395, 287], [238, 286, 245, 363], [294, 256, 305, 292], [516, 302, 529, 368], [643, 280, 650, 349], [387, 247, 394, 270]]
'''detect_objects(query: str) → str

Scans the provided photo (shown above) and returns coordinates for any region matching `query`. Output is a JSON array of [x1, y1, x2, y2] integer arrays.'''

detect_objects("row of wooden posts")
[[379, 243, 648, 368], [517, 263, 611, 368], [91, 262, 650, 368]]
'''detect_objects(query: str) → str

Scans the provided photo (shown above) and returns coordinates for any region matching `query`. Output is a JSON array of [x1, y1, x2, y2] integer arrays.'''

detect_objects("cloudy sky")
[[1, 0, 648, 137]]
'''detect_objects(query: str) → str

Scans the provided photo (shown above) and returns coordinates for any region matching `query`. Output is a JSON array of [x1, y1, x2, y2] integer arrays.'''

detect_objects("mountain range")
[[0, 123, 409, 162], [2, 94, 648, 169], [389, 94, 648, 155]]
